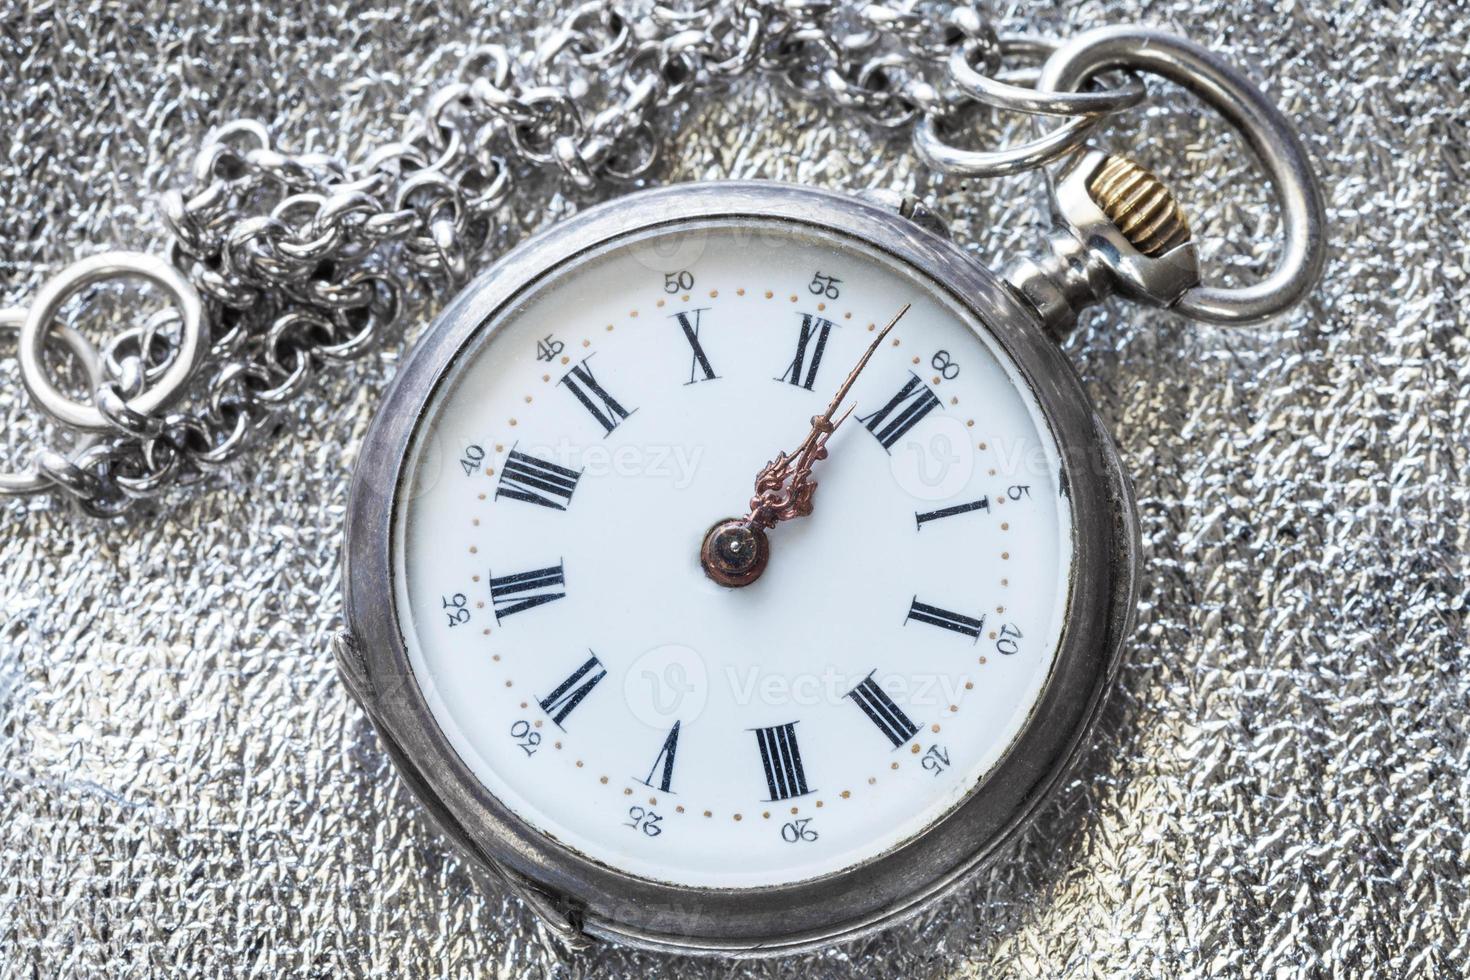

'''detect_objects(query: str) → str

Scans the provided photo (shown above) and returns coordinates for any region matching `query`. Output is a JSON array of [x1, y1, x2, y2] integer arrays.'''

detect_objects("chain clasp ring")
[[0, 307, 104, 495], [18, 252, 209, 433]]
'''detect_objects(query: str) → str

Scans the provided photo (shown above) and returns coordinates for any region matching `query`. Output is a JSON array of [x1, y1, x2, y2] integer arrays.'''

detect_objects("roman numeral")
[[859, 374, 942, 452], [754, 722, 811, 801], [915, 497, 990, 529], [846, 672, 920, 748], [488, 561, 565, 621], [495, 447, 582, 511], [775, 313, 836, 390], [559, 357, 634, 435], [672, 309, 717, 384], [638, 721, 681, 793], [539, 654, 606, 728], [905, 597, 985, 641]]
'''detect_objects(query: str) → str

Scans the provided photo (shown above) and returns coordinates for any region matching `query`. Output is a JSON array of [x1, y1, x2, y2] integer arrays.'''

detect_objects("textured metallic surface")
[[1, 0, 1466, 976]]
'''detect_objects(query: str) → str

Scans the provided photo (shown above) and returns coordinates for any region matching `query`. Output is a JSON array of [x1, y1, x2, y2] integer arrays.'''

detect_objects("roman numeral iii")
[[845, 672, 920, 748], [859, 373, 942, 451], [559, 357, 635, 435], [539, 654, 606, 727], [488, 562, 565, 621], [495, 447, 582, 510], [639, 721, 681, 793], [672, 309, 718, 384], [775, 313, 836, 390], [754, 722, 811, 801], [906, 597, 985, 640]]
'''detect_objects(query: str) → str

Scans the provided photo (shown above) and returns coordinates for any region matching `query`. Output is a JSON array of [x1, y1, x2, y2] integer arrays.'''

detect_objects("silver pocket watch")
[[333, 31, 1324, 956], [2, 11, 1324, 960]]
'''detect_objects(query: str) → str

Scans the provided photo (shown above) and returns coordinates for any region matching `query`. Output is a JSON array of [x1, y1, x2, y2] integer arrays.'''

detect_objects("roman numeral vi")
[[754, 722, 811, 801]]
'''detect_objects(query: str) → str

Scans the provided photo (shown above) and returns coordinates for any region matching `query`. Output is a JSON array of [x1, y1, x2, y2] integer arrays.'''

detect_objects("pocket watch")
[[1, 11, 1324, 959], [331, 32, 1324, 956]]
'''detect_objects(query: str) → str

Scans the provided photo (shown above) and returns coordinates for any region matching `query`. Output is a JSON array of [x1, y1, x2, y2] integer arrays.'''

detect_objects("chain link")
[[1, 0, 1145, 516]]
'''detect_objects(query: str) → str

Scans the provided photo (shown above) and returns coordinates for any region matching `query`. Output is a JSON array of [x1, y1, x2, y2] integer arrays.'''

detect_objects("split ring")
[[0, 307, 104, 495], [912, 35, 1137, 178], [19, 252, 209, 432], [949, 35, 1147, 117]]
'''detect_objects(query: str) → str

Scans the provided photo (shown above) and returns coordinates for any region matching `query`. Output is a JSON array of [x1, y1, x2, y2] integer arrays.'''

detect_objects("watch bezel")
[[342, 180, 1138, 956]]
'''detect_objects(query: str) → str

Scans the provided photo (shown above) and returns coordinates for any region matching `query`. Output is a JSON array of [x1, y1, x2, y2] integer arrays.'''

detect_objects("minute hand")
[[746, 303, 911, 530]]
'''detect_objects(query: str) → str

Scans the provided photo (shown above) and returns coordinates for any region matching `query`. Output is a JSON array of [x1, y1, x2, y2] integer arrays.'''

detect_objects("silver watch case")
[[337, 180, 1139, 957]]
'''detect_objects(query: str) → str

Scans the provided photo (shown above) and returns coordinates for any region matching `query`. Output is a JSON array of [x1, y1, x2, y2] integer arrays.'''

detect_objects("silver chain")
[[1, 0, 1145, 517]]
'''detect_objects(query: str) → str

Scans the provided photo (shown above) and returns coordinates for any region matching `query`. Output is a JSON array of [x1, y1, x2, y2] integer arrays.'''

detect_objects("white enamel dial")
[[393, 222, 1074, 889]]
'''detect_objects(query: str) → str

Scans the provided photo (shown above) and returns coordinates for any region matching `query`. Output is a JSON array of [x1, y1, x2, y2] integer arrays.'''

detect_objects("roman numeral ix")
[[846, 671, 920, 748], [906, 597, 985, 641], [488, 561, 565, 621], [638, 721, 681, 793], [775, 313, 836, 390], [754, 722, 811, 801], [495, 447, 582, 511], [539, 654, 607, 728], [672, 309, 717, 384], [859, 373, 942, 452], [559, 357, 635, 436]]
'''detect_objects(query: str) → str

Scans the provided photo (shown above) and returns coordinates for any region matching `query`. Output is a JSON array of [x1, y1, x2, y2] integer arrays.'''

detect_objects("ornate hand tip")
[[742, 302, 910, 533]]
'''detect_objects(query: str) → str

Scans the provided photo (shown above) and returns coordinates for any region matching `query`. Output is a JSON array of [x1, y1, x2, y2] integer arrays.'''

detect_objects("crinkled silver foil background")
[[2, 0, 1467, 976]]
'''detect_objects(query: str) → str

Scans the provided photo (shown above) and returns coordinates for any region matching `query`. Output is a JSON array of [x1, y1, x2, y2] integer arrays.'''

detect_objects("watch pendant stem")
[[1004, 148, 1201, 341], [1002, 231, 1117, 342]]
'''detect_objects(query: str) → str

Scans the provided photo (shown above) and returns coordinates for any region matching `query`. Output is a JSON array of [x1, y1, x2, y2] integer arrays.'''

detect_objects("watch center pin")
[[701, 518, 770, 588]]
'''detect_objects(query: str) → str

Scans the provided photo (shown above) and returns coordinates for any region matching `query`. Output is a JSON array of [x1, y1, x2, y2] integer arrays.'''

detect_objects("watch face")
[[389, 217, 1075, 891]]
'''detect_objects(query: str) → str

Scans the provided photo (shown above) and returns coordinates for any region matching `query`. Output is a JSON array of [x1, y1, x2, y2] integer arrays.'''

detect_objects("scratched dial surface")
[[394, 223, 1074, 888]]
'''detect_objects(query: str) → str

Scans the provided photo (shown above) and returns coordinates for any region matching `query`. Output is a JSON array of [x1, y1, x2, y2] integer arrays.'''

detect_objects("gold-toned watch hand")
[[700, 303, 910, 588], [745, 302, 910, 530]]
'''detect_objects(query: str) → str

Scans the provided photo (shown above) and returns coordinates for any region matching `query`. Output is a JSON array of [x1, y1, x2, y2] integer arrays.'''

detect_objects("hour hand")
[[744, 403, 855, 530], [700, 303, 911, 588]]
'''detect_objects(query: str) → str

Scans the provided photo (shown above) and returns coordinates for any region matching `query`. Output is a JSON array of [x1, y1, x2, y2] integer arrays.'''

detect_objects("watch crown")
[[1086, 155, 1191, 257]]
